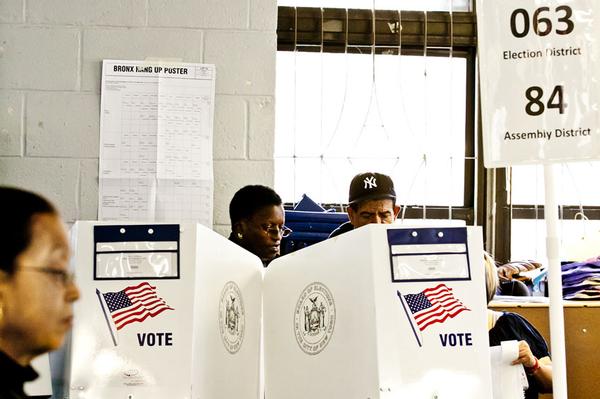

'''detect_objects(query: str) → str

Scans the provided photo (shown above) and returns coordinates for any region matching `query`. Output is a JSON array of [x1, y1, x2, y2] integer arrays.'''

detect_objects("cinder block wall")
[[0, 0, 277, 236]]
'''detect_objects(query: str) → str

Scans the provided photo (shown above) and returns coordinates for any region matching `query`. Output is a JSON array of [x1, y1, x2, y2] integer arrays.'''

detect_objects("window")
[[275, 51, 467, 206], [276, 3, 599, 262], [278, 0, 470, 12], [509, 162, 600, 260], [275, 6, 478, 223]]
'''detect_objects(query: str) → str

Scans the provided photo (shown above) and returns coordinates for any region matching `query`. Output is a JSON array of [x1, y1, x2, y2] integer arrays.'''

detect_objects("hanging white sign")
[[476, 0, 600, 167]]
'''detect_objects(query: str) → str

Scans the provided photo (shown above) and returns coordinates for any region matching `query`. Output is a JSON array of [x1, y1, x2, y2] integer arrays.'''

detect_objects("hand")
[[497, 264, 521, 281], [511, 340, 536, 368], [497, 261, 541, 281]]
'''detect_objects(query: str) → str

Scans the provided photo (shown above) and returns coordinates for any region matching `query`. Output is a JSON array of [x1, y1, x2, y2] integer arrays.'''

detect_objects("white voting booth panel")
[[264, 224, 492, 399], [69, 222, 262, 399]]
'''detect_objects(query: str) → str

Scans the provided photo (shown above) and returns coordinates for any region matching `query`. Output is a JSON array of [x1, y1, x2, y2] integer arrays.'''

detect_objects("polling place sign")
[[476, 0, 600, 167]]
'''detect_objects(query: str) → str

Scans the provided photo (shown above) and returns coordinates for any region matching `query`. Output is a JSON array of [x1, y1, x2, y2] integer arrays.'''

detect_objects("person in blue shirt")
[[485, 253, 553, 399], [329, 172, 400, 238], [0, 187, 80, 399]]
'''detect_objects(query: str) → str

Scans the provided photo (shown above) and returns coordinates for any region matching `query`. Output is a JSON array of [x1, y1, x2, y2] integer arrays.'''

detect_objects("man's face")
[[347, 199, 400, 229], [238, 205, 285, 263]]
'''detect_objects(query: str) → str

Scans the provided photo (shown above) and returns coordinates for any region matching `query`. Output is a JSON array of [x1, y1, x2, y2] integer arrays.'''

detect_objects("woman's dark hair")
[[229, 185, 282, 226], [0, 187, 56, 274]]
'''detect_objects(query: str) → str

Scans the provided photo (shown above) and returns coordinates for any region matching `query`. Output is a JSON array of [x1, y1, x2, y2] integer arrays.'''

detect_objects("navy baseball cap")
[[348, 172, 396, 205]]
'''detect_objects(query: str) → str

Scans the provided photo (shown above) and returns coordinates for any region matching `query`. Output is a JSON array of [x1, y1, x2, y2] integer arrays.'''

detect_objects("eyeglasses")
[[18, 266, 75, 287], [260, 224, 293, 238]]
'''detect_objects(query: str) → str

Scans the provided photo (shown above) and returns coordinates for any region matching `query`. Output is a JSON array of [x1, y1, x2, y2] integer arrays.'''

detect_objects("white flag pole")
[[543, 163, 567, 399]]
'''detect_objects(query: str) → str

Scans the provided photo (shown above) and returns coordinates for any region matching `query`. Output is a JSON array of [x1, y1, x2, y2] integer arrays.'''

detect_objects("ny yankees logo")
[[363, 176, 377, 189]]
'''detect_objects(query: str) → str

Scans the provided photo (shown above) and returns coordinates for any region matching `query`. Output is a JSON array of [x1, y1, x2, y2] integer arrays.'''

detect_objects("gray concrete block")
[[148, 0, 247, 29], [204, 31, 276, 95], [79, 159, 99, 220], [250, 0, 277, 31], [248, 96, 274, 160], [0, 91, 23, 156], [212, 224, 230, 238], [214, 95, 247, 160], [82, 28, 204, 92], [0, 157, 80, 222], [0, 0, 23, 23], [27, 0, 146, 26], [0, 26, 79, 90], [213, 159, 273, 224], [26, 92, 99, 158]]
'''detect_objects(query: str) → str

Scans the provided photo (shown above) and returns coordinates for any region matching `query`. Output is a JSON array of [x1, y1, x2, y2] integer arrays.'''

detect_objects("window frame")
[[276, 6, 481, 225], [492, 166, 600, 262]]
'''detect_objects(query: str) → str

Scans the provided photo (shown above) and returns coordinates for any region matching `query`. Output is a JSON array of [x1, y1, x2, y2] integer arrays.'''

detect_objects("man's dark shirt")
[[328, 221, 354, 238]]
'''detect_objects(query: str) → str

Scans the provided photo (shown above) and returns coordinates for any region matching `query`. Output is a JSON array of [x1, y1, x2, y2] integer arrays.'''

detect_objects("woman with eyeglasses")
[[0, 187, 80, 399], [228, 185, 291, 267]]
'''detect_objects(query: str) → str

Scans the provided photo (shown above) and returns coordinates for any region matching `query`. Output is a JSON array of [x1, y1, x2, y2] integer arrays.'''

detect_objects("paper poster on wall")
[[99, 60, 215, 225], [476, 0, 600, 167]]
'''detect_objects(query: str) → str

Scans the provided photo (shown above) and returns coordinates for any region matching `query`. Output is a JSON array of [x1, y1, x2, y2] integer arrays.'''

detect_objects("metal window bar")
[[277, 6, 480, 227], [277, 7, 477, 54]]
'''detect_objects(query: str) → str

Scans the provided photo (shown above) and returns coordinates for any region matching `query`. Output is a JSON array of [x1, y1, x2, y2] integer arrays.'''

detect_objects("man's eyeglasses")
[[18, 266, 75, 286], [260, 224, 293, 238]]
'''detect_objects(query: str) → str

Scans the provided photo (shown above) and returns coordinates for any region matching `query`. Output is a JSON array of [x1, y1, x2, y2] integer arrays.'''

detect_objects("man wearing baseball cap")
[[329, 172, 400, 238]]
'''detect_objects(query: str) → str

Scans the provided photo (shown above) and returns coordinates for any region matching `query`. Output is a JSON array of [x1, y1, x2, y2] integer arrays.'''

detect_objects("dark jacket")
[[328, 221, 354, 238], [0, 350, 38, 399]]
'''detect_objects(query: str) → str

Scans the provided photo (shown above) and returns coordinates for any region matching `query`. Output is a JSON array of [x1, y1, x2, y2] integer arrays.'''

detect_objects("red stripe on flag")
[[115, 305, 172, 330], [124, 282, 155, 294], [113, 301, 170, 326], [112, 298, 165, 319], [418, 304, 469, 326], [106, 282, 173, 330], [418, 306, 469, 331]]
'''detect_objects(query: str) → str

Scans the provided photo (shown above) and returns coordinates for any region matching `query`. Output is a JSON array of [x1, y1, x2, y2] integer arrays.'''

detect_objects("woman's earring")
[[237, 232, 243, 240]]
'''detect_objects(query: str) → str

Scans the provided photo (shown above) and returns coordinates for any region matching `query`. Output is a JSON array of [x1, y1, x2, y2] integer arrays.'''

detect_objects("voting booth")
[[264, 224, 492, 399], [68, 222, 262, 399]]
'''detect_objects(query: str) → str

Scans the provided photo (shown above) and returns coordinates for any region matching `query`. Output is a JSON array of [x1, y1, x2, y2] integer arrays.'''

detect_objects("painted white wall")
[[0, 0, 277, 236]]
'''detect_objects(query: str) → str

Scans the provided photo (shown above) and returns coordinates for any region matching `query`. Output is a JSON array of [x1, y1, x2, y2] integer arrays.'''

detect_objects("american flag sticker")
[[398, 284, 470, 347], [96, 282, 174, 345]]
